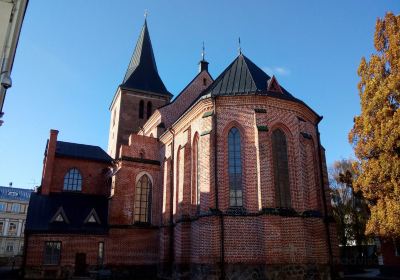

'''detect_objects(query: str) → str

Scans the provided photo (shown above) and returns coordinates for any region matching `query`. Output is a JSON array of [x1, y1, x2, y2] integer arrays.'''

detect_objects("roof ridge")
[[240, 54, 258, 92], [57, 140, 103, 149]]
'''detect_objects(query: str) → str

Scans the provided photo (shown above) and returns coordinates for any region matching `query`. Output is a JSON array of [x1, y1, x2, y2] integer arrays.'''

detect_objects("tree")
[[329, 159, 369, 254], [349, 12, 400, 238]]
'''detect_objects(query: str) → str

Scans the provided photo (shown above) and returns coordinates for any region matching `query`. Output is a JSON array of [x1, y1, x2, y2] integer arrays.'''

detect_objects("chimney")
[[41, 129, 59, 195]]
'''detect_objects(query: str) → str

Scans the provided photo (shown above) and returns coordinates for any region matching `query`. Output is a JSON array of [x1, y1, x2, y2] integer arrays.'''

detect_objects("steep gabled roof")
[[56, 141, 112, 163], [121, 20, 171, 96]]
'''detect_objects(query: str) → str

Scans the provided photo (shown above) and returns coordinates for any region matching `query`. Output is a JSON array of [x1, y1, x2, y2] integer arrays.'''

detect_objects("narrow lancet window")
[[192, 135, 200, 210], [139, 100, 144, 119], [272, 129, 291, 208], [228, 127, 243, 207], [147, 101, 152, 119], [134, 174, 152, 223]]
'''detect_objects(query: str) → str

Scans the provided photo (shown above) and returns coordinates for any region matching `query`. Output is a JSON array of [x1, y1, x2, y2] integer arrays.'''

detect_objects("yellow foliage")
[[349, 13, 400, 239]]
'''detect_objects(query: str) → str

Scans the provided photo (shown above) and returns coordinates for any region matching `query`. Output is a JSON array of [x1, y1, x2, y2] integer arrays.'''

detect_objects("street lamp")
[[0, 71, 12, 89]]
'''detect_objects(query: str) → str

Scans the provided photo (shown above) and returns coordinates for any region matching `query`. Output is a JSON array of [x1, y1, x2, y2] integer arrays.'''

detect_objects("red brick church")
[[24, 19, 339, 279]]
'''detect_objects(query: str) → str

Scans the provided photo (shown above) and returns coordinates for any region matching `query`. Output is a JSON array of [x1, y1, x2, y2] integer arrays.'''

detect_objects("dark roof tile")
[[121, 20, 171, 96], [56, 141, 112, 163], [26, 192, 108, 234]]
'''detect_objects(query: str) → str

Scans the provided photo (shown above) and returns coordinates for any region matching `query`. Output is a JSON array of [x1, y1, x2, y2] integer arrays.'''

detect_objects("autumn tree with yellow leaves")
[[349, 12, 400, 238]]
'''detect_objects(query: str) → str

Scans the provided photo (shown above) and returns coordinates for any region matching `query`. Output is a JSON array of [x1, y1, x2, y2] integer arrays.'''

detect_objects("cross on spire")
[[201, 41, 205, 61], [238, 37, 242, 55], [144, 9, 148, 19]]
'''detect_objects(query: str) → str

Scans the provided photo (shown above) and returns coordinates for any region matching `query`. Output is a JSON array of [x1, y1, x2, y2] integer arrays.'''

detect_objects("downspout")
[[212, 97, 225, 280], [169, 128, 175, 276], [316, 119, 334, 276]]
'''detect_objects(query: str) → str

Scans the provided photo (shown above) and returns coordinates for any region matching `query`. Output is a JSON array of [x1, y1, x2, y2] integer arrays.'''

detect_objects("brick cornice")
[[119, 156, 160, 166]]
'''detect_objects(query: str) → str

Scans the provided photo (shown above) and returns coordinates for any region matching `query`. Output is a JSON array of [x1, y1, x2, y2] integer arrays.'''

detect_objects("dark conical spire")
[[121, 19, 170, 95]]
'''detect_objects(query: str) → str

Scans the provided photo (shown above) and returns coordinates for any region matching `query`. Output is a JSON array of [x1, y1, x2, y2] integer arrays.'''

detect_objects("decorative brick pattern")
[[26, 67, 339, 279]]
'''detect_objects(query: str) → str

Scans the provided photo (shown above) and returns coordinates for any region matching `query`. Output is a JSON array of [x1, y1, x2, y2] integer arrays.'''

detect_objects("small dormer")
[[50, 207, 69, 224], [267, 75, 283, 94], [84, 208, 101, 224]]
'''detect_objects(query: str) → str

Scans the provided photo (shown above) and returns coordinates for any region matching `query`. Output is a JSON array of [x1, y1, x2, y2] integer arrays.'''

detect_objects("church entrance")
[[74, 253, 87, 276]]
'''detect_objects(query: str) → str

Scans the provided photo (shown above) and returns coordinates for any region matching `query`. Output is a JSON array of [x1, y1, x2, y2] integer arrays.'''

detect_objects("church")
[[24, 19, 339, 280]]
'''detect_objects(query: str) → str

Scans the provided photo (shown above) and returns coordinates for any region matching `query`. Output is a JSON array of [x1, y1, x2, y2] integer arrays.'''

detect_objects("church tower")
[[108, 19, 172, 158]]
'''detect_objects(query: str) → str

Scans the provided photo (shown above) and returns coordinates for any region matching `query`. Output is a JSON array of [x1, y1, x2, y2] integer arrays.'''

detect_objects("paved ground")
[[1, 266, 399, 280], [0, 267, 21, 280], [344, 268, 400, 280]]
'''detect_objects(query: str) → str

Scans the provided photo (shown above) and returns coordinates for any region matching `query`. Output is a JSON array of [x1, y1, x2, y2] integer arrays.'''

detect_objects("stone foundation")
[[190, 263, 331, 280], [25, 263, 331, 279]]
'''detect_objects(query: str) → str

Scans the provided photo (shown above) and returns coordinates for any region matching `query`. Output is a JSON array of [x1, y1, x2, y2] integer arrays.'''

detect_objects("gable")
[[267, 75, 283, 93], [50, 207, 69, 224], [157, 70, 213, 129], [84, 208, 101, 224]]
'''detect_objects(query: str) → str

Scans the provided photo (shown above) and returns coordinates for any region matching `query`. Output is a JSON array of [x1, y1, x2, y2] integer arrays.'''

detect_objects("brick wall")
[[49, 157, 110, 196]]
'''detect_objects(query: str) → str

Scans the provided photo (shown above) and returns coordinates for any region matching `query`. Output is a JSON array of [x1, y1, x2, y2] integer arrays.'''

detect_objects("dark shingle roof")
[[202, 54, 320, 118], [121, 20, 171, 96], [0, 186, 32, 201], [56, 141, 112, 163], [208, 54, 271, 95], [26, 192, 108, 234]]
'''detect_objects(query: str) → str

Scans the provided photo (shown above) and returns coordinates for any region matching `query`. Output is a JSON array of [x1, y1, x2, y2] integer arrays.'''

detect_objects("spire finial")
[[144, 9, 148, 20], [238, 37, 242, 55], [201, 41, 205, 61]]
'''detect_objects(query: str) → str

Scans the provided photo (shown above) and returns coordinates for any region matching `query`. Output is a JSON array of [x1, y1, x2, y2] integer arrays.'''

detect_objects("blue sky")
[[0, 1, 398, 188]]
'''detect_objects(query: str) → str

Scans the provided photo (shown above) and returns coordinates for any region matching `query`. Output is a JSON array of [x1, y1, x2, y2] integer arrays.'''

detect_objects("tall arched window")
[[192, 134, 200, 209], [228, 127, 243, 207], [134, 174, 152, 223], [272, 129, 291, 208], [139, 100, 144, 119], [147, 101, 152, 119], [63, 168, 82, 191]]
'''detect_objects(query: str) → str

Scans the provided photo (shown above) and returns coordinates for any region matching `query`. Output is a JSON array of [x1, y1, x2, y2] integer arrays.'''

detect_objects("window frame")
[[11, 203, 20, 213], [271, 128, 292, 208], [8, 221, 17, 235], [43, 241, 62, 265], [146, 101, 152, 119], [6, 242, 14, 253], [133, 174, 152, 224], [139, 100, 144, 119], [228, 127, 243, 208], [191, 134, 201, 213], [98, 242, 104, 266], [63, 168, 83, 192]]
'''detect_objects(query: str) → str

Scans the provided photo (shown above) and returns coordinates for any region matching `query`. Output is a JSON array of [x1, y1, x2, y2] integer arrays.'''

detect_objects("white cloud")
[[262, 66, 291, 76]]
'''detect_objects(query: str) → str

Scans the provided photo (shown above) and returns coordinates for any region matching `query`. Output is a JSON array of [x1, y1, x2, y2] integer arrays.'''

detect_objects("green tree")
[[329, 159, 369, 254], [349, 12, 400, 238]]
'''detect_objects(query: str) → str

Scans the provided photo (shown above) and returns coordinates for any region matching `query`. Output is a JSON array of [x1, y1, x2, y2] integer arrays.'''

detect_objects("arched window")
[[63, 168, 82, 191], [228, 127, 243, 207], [134, 174, 152, 223], [139, 100, 144, 119], [147, 101, 152, 119], [192, 135, 200, 209], [272, 129, 291, 208]]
